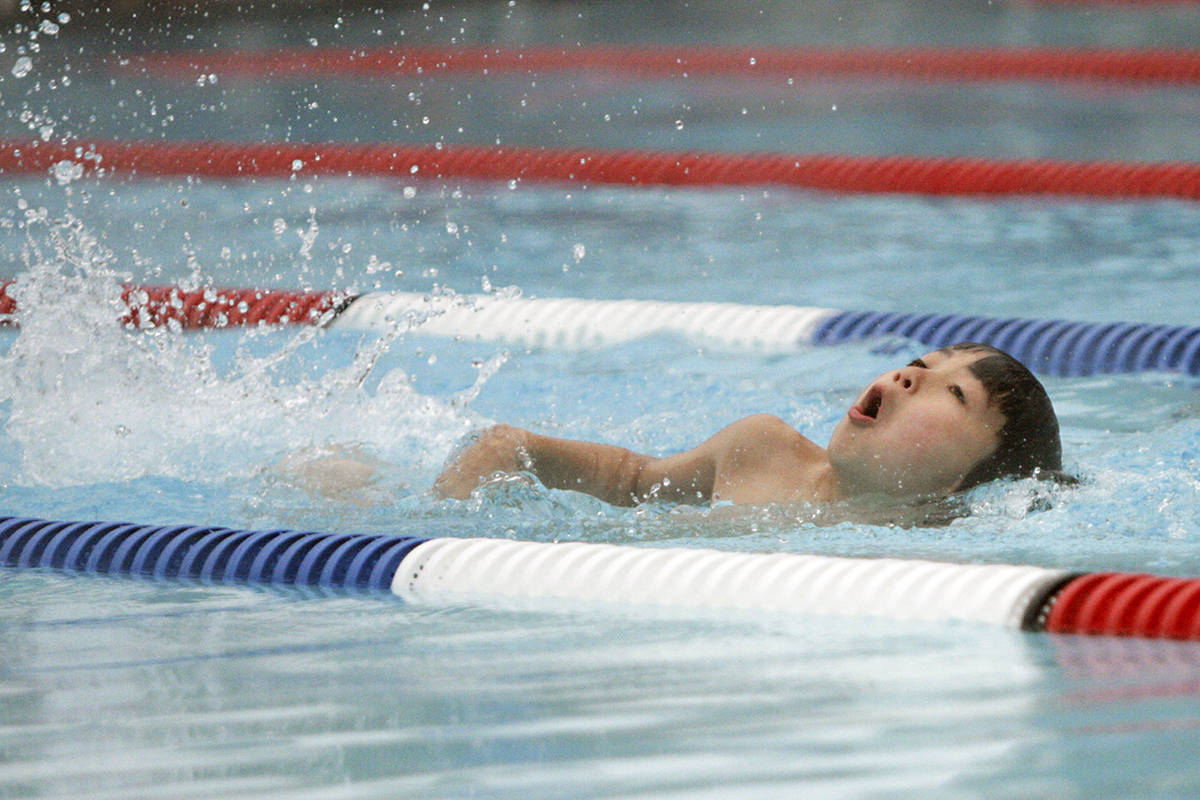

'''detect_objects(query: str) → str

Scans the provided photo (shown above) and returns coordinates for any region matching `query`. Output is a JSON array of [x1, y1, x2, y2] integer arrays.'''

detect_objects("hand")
[[274, 444, 382, 505]]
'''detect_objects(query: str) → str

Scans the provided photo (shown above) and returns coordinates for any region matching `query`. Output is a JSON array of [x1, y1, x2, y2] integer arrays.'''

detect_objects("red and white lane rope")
[[3, 285, 1200, 378], [0, 282, 348, 329], [2, 139, 1198, 200]]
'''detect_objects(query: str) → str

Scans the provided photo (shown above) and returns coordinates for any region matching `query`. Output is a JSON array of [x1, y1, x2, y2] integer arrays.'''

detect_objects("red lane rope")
[[1045, 572, 1200, 638], [120, 45, 1200, 86], [3, 139, 1199, 200], [0, 281, 16, 322], [0, 281, 344, 330], [121, 285, 343, 329]]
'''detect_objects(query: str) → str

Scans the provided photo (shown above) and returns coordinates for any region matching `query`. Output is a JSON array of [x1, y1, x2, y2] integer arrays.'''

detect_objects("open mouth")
[[848, 385, 883, 423], [861, 386, 883, 419]]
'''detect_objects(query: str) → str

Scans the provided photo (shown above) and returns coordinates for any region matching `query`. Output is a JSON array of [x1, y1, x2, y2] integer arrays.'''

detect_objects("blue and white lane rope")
[[14, 514, 1200, 639], [0, 515, 1067, 629], [333, 292, 1200, 378]]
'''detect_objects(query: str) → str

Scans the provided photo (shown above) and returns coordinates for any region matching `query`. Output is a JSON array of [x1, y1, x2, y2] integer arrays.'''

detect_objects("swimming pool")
[[3, 1, 1200, 797]]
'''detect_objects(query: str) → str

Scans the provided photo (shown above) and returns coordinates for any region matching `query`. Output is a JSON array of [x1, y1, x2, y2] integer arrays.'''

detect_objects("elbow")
[[615, 451, 649, 506]]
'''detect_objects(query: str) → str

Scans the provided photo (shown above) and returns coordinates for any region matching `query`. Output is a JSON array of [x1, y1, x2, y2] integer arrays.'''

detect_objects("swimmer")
[[434, 343, 1064, 507]]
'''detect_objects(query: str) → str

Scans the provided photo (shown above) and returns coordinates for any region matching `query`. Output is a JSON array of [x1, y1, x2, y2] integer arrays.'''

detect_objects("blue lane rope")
[[812, 310, 1200, 377], [0, 516, 427, 591]]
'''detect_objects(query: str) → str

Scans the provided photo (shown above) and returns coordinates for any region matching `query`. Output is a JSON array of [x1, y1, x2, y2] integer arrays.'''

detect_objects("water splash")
[[0, 216, 482, 491], [10, 56, 31, 78]]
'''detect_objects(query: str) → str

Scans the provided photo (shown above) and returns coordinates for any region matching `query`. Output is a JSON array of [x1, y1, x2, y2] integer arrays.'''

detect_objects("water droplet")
[[272, 218, 287, 235], [50, 159, 83, 185], [291, 158, 304, 172], [11, 56, 32, 78], [674, 119, 684, 130]]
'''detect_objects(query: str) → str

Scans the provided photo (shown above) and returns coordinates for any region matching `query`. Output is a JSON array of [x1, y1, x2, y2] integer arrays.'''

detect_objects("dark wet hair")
[[943, 342, 1066, 491]]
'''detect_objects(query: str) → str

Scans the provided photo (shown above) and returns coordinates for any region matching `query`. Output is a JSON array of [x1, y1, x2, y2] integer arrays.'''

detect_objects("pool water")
[[2, 2, 1200, 798]]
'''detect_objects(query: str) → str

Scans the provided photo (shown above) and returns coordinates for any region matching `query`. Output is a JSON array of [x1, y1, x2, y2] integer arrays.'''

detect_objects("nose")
[[893, 367, 919, 392]]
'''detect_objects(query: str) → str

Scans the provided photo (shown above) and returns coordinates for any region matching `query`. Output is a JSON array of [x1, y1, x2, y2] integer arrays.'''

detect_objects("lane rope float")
[[2, 283, 1199, 378], [120, 44, 1200, 86], [3, 513, 1197, 640], [2, 139, 1199, 200]]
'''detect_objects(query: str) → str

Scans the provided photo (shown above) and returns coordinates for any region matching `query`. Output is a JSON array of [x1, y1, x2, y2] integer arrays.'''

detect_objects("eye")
[[908, 358, 928, 369], [949, 385, 966, 404]]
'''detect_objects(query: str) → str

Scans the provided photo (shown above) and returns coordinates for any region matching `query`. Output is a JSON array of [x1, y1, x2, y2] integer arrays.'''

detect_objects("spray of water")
[[0, 215, 483, 491]]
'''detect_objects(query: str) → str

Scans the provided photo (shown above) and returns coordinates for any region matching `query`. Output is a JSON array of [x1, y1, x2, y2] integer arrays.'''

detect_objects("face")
[[826, 349, 1005, 496]]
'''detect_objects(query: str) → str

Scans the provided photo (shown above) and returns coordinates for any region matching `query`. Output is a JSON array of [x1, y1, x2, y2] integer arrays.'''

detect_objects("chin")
[[826, 418, 854, 455]]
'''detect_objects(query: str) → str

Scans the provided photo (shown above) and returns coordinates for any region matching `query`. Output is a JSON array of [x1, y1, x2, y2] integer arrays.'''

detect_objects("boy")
[[435, 343, 1064, 506]]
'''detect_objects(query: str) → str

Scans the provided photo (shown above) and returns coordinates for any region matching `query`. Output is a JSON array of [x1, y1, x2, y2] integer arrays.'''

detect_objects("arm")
[[435, 415, 808, 506], [434, 424, 669, 506]]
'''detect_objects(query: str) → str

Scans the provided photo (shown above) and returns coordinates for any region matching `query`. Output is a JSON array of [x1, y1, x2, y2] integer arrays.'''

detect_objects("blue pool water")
[[2, 2, 1200, 797]]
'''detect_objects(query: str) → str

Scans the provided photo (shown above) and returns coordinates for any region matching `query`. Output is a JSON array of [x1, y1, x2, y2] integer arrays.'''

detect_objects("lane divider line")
[[2, 139, 1198, 200], [3, 283, 1199, 377], [2, 514, 1198, 640]]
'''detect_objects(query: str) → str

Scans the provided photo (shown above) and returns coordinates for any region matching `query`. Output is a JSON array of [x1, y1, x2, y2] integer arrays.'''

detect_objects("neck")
[[809, 455, 847, 502]]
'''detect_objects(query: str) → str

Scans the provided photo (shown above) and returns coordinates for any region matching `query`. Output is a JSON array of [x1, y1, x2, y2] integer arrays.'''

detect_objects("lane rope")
[[120, 44, 1200, 86], [3, 283, 1199, 378], [2, 513, 1196, 640], [2, 139, 1198, 200], [334, 291, 1200, 377]]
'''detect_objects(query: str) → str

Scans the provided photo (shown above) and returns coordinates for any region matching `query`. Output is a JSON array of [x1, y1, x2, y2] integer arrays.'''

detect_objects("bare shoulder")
[[706, 415, 830, 504], [712, 414, 813, 456]]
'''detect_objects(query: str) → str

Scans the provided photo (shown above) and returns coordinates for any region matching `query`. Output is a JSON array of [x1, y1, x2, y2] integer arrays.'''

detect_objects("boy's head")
[[945, 342, 1063, 491], [827, 342, 1063, 496]]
